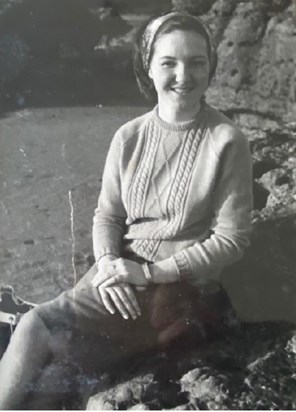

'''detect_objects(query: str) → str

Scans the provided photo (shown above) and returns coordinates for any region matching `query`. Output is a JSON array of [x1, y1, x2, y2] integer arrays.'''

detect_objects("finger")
[[113, 286, 138, 320], [92, 260, 123, 287], [99, 286, 116, 315], [122, 285, 141, 317], [106, 287, 129, 320], [99, 274, 125, 288]]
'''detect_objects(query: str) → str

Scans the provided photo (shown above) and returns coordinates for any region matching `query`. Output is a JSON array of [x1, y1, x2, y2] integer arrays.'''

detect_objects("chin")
[[175, 95, 200, 109]]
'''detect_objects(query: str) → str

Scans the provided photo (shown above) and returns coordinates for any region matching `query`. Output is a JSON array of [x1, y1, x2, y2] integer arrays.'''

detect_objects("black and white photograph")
[[0, 0, 296, 409]]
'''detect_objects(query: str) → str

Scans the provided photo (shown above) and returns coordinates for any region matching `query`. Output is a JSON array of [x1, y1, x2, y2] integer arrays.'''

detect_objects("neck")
[[157, 100, 201, 123]]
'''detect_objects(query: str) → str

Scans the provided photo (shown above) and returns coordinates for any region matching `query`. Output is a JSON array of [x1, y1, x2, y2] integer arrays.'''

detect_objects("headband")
[[141, 11, 214, 72]]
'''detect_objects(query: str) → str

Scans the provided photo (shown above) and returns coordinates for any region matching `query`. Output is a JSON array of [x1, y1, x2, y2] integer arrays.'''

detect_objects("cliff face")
[[205, 0, 296, 122]]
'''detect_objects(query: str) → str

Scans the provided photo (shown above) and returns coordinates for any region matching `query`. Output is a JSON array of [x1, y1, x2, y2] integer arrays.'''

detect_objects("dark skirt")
[[26, 264, 237, 408], [35, 263, 236, 367]]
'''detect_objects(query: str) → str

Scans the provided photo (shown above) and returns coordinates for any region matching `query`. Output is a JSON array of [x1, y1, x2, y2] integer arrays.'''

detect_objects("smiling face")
[[148, 30, 210, 122]]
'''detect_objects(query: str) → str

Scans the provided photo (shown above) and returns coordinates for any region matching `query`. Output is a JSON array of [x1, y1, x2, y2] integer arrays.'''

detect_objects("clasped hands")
[[91, 257, 149, 321]]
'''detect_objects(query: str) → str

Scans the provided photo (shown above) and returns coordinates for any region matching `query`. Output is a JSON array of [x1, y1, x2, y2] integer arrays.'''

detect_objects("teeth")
[[172, 88, 192, 94]]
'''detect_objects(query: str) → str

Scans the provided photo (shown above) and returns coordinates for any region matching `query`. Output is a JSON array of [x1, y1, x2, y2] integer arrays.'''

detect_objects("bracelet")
[[142, 262, 153, 283]]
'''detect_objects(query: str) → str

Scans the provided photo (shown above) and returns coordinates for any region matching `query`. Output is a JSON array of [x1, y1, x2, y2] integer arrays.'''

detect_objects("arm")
[[149, 130, 253, 285], [92, 131, 127, 266], [92, 132, 143, 320]]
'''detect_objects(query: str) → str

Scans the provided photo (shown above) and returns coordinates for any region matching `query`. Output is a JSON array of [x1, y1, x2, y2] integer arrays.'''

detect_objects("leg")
[[0, 309, 52, 409], [0, 265, 103, 409], [0, 265, 158, 409]]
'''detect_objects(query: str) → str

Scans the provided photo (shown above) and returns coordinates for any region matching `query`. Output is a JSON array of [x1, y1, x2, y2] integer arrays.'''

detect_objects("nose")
[[175, 63, 191, 83]]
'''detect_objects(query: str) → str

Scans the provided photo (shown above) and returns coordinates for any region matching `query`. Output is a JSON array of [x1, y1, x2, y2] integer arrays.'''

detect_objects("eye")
[[191, 60, 207, 68], [161, 61, 175, 68]]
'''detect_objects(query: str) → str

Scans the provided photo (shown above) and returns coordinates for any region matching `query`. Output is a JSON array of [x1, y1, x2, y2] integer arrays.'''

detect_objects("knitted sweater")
[[93, 104, 253, 286]]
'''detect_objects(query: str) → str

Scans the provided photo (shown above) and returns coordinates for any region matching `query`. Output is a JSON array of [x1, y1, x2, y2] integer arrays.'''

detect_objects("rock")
[[87, 374, 155, 410], [253, 181, 270, 211], [203, 0, 238, 44], [216, 119, 296, 325], [180, 369, 227, 407], [249, 125, 296, 210], [257, 0, 292, 13], [128, 403, 150, 410], [172, 0, 215, 15], [87, 322, 296, 410], [206, 1, 296, 121], [221, 207, 296, 324]]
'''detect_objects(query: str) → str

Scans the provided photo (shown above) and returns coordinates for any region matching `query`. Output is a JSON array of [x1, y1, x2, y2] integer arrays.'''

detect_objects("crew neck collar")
[[151, 104, 204, 131]]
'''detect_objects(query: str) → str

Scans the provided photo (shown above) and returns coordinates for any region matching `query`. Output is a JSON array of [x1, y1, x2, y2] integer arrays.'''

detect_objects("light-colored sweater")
[[93, 104, 253, 286]]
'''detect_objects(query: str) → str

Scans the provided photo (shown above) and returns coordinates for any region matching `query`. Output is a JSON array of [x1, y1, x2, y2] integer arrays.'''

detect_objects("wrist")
[[96, 253, 118, 269]]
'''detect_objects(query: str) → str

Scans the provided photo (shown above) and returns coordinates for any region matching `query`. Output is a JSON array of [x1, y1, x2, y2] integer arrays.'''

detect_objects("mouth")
[[171, 86, 194, 95]]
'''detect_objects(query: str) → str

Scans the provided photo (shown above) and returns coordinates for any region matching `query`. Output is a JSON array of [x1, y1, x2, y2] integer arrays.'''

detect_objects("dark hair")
[[133, 13, 218, 102]]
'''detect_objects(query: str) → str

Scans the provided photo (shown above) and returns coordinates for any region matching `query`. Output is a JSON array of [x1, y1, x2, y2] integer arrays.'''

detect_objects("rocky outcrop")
[[172, 0, 215, 15], [206, 1, 296, 122], [87, 322, 296, 410]]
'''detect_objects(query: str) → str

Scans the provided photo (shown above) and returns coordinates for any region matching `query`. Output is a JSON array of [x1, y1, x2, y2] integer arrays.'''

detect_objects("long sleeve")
[[150, 128, 253, 286], [92, 131, 127, 263]]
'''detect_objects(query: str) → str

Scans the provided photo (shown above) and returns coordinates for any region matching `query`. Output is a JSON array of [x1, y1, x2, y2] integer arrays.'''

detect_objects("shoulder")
[[113, 109, 153, 147], [204, 104, 249, 156]]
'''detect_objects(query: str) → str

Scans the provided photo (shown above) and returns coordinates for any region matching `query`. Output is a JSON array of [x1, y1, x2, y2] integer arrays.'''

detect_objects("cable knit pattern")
[[128, 121, 159, 221], [132, 126, 204, 261], [154, 125, 204, 240], [93, 104, 253, 286]]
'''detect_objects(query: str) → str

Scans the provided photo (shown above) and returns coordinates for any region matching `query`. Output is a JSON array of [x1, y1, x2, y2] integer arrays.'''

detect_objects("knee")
[[20, 307, 73, 356], [14, 308, 50, 341]]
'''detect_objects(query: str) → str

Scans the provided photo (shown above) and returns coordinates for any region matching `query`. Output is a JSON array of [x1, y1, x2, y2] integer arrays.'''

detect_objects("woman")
[[0, 11, 253, 409]]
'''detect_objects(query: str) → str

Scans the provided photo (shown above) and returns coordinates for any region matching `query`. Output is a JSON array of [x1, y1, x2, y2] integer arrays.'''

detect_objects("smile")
[[171, 86, 194, 95]]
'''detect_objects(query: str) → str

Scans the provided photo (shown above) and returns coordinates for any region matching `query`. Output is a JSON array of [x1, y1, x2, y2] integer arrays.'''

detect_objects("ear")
[[148, 67, 153, 80]]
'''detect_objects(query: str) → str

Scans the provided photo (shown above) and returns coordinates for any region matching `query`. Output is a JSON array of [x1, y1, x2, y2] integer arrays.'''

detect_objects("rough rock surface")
[[87, 322, 296, 410], [172, 0, 215, 15], [219, 115, 296, 323], [206, 0, 296, 122]]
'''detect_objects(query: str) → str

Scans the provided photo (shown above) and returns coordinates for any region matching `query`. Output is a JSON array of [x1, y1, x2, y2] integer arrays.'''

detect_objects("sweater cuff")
[[174, 250, 221, 286], [174, 251, 192, 281], [94, 248, 120, 265], [149, 256, 180, 283]]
